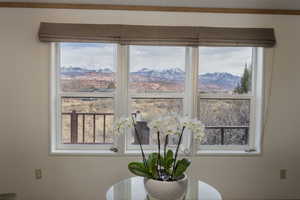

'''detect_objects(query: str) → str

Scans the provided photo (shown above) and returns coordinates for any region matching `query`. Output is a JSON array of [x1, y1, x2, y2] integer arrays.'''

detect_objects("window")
[[197, 47, 262, 152], [51, 43, 263, 155], [128, 46, 186, 148], [52, 43, 117, 152]]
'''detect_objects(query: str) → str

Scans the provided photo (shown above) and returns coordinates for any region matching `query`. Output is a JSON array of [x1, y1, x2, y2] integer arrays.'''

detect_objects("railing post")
[[220, 127, 225, 145], [103, 115, 106, 144], [82, 114, 85, 143], [244, 127, 249, 145], [93, 114, 96, 143], [70, 110, 78, 144]]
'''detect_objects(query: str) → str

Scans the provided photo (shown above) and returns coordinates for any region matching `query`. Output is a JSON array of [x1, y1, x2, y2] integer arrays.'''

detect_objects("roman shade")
[[39, 22, 276, 47], [0, 193, 16, 200]]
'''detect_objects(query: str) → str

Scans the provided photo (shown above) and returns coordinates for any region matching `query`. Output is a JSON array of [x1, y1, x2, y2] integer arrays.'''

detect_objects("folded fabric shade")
[[0, 193, 16, 200], [38, 22, 276, 47]]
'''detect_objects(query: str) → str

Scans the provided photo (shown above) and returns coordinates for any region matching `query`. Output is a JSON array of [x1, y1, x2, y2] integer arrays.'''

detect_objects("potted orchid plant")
[[113, 115, 205, 200]]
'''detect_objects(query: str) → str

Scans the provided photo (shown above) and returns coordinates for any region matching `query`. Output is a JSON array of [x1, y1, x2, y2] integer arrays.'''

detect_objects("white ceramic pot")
[[144, 175, 188, 200]]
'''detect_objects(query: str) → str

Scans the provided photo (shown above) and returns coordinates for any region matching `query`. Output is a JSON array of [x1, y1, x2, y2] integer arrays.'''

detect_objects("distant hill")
[[61, 67, 113, 76], [61, 67, 241, 92], [200, 72, 240, 92], [131, 67, 185, 82]]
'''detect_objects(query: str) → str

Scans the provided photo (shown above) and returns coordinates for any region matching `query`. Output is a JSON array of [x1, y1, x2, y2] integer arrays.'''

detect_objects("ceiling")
[[1, 0, 300, 10]]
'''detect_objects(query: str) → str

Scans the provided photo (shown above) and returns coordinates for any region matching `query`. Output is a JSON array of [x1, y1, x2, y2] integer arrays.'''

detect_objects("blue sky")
[[61, 43, 252, 76]]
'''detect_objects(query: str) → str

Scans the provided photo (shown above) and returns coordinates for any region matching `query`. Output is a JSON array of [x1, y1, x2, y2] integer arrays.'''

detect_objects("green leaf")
[[164, 150, 174, 170], [146, 153, 159, 178], [166, 149, 173, 161], [128, 162, 152, 178], [173, 158, 191, 179], [147, 153, 158, 169]]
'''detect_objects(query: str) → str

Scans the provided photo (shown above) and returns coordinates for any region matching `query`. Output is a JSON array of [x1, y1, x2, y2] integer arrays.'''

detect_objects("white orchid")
[[113, 114, 205, 142], [184, 119, 205, 141], [148, 117, 165, 131], [149, 115, 205, 142], [113, 117, 134, 136], [149, 116, 181, 136], [177, 116, 206, 141]]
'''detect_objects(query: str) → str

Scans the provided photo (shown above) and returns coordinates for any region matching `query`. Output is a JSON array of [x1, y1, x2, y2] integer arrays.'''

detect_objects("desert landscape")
[[61, 66, 250, 146]]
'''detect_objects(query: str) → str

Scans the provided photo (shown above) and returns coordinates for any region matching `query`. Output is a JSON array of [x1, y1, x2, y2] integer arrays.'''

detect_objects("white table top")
[[106, 176, 222, 200]]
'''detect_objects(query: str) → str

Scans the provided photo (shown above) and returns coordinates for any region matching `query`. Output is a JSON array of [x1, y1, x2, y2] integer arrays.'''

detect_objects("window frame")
[[196, 47, 263, 155], [50, 43, 118, 155], [50, 42, 264, 156], [125, 46, 194, 154]]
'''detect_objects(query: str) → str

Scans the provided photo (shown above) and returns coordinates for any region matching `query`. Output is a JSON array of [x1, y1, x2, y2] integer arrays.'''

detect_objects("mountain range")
[[61, 67, 241, 92]]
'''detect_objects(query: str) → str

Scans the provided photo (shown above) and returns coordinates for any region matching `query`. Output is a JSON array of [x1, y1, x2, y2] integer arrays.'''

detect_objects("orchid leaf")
[[165, 149, 174, 170], [173, 158, 191, 179], [128, 162, 152, 178], [146, 153, 159, 178]]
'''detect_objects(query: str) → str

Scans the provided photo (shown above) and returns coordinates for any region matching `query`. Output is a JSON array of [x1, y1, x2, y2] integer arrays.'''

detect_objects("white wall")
[[0, 8, 299, 200]]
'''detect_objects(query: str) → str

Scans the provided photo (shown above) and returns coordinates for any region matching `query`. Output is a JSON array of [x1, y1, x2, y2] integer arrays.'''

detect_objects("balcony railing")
[[62, 111, 249, 145], [205, 126, 249, 145], [62, 111, 114, 144]]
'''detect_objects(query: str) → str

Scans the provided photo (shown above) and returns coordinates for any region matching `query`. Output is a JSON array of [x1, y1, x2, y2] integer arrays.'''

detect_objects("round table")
[[106, 176, 222, 200]]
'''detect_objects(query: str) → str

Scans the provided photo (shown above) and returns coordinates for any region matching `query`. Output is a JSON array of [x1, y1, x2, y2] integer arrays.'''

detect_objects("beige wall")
[[0, 8, 299, 200]]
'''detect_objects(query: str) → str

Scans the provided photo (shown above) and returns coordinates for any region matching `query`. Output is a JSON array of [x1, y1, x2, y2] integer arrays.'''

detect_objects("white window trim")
[[125, 46, 194, 154], [196, 47, 264, 155], [50, 43, 117, 155], [50, 42, 264, 156]]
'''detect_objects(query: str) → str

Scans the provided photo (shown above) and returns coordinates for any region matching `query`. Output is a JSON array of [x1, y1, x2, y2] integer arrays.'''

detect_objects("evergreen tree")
[[234, 64, 252, 94]]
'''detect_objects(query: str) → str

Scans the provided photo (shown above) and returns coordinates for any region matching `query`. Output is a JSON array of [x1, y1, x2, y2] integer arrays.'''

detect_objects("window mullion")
[[182, 47, 199, 155], [248, 48, 257, 149], [115, 44, 129, 154], [190, 47, 199, 119], [191, 47, 199, 155], [116, 44, 129, 117], [248, 47, 263, 151], [55, 43, 63, 148], [50, 42, 61, 152]]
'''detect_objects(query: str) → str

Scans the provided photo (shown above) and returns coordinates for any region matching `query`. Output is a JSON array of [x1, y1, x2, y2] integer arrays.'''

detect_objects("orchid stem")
[[171, 126, 185, 179], [132, 116, 147, 168], [157, 131, 162, 179], [164, 135, 169, 159]]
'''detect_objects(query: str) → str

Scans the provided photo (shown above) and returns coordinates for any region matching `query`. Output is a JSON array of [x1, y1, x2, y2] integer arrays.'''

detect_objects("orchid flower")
[[113, 117, 134, 136]]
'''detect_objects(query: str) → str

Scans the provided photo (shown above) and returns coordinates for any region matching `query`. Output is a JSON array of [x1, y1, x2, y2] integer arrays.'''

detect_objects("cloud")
[[200, 47, 252, 76], [61, 43, 252, 76], [130, 46, 185, 72], [61, 43, 117, 71]]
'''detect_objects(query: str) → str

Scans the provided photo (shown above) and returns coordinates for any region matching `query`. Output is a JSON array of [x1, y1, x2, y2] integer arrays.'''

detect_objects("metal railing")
[[205, 126, 249, 145], [62, 111, 249, 145], [62, 111, 114, 144]]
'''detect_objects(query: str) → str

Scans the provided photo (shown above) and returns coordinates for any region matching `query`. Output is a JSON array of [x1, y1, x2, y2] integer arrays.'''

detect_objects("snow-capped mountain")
[[200, 72, 241, 91], [61, 67, 113, 76], [131, 67, 185, 82], [61, 67, 241, 91]]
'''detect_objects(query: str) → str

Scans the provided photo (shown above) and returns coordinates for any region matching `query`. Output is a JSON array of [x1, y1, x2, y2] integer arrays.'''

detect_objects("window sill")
[[196, 149, 261, 156], [49, 147, 261, 157], [50, 149, 118, 156]]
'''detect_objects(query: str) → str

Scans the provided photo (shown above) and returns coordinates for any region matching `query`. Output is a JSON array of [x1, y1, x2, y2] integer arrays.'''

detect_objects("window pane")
[[198, 47, 253, 94], [61, 97, 114, 144], [129, 46, 185, 93], [198, 99, 250, 145], [60, 43, 116, 93], [130, 98, 183, 145]]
